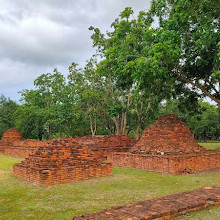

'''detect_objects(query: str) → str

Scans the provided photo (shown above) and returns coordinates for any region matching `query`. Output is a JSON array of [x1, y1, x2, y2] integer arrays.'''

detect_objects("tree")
[[159, 99, 220, 141], [90, 1, 220, 106], [19, 69, 70, 139], [187, 101, 220, 140], [14, 105, 45, 140], [0, 95, 18, 138], [89, 8, 171, 136], [147, 0, 220, 104]]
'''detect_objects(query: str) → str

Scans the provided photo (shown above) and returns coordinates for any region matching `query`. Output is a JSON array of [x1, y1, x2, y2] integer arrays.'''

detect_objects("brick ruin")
[[108, 114, 220, 174], [74, 185, 220, 220], [13, 138, 112, 185], [76, 135, 137, 158], [0, 128, 136, 158], [131, 114, 205, 155], [4, 140, 45, 158], [1, 127, 22, 142], [0, 128, 23, 154]]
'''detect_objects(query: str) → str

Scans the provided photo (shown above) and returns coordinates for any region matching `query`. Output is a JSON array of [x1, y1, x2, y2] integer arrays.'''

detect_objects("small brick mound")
[[73, 185, 220, 220], [0, 128, 23, 154], [1, 128, 22, 142], [13, 138, 112, 185], [131, 114, 205, 155]]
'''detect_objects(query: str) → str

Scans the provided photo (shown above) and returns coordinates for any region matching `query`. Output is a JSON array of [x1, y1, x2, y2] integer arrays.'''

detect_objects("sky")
[[0, 0, 151, 102]]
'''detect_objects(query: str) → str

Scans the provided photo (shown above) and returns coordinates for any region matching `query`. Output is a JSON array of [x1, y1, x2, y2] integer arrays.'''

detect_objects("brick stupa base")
[[108, 114, 220, 174], [108, 151, 220, 174], [13, 138, 112, 185]]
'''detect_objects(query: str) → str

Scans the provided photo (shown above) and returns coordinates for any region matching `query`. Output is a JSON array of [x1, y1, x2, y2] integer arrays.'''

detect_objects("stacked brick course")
[[0, 128, 23, 154], [108, 114, 220, 174], [13, 138, 112, 185], [108, 151, 220, 174], [4, 140, 45, 158], [77, 135, 137, 158], [1, 128, 22, 142], [131, 114, 205, 155], [0, 129, 136, 159], [74, 185, 220, 219]]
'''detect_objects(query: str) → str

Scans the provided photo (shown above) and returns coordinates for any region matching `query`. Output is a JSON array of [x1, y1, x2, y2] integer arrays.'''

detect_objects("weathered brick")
[[108, 114, 220, 174], [13, 138, 112, 185], [73, 185, 220, 220]]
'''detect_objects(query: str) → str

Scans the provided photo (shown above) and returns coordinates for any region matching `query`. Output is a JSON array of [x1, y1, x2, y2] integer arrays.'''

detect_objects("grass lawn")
[[0, 153, 220, 220], [199, 141, 220, 151]]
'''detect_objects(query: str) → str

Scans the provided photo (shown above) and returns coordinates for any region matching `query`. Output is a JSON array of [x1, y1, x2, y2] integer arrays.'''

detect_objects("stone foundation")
[[107, 151, 220, 174]]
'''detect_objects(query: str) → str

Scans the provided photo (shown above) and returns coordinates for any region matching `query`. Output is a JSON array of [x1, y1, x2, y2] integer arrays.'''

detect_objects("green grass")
[[0, 154, 22, 170], [174, 206, 220, 220], [0, 154, 220, 220], [199, 142, 220, 151]]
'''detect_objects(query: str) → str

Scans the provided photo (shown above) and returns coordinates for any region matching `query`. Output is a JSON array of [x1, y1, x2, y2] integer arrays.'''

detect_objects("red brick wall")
[[3, 140, 45, 158], [77, 135, 137, 147], [14, 163, 112, 185], [107, 151, 220, 174], [1, 135, 137, 159], [77, 135, 137, 158], [13, 138, 112, 185]]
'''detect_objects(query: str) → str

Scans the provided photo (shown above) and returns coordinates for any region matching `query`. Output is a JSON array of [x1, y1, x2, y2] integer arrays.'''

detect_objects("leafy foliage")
[[0, 95, 18, 138]]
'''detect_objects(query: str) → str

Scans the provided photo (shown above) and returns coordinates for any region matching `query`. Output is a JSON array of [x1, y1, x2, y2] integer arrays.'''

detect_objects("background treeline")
[[0, 67, 219, 141], [1, 0, 220, 141]]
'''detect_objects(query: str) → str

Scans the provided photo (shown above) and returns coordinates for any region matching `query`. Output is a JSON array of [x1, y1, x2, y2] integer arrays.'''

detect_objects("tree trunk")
[[90, 116, 95, 136], [136, 124, 141, 140], [111, 115, 120, 135], [122, 112, 127, 135], [48, 125, 52, 140]]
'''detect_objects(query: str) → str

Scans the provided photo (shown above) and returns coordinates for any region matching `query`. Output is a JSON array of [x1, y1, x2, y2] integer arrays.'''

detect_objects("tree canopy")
[[90, 0, 220, 105], [1, 0, 220, 141]]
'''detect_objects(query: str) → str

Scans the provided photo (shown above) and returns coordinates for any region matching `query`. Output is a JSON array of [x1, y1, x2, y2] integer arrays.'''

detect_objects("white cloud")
[[0, 0, 151, 101]]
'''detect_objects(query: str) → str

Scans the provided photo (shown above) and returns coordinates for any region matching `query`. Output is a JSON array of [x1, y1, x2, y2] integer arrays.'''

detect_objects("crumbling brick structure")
[[0, 128, 23, 154], [13, 138, 112, 185], [77, 135, 137, 158], [74, 185, 220, 220], [131, 114, 205, 155], [0, 128, 44, 157], [0, 128, 136, 158], [1, 128, 22, 142], [4, 140, 45, 158], [108, 114, 220, 174]]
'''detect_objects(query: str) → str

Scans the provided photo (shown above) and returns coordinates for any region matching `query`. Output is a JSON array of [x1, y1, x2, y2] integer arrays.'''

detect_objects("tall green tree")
[[90, 1, 220, 107], [146, 0, 220, 104], [18, 69, 70, 139], [0, 95, 18, 138]]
